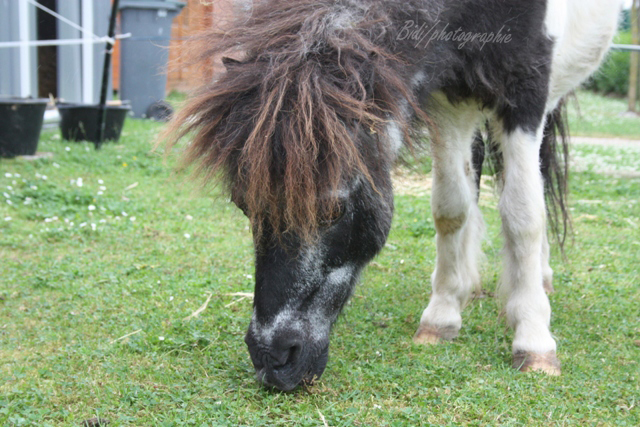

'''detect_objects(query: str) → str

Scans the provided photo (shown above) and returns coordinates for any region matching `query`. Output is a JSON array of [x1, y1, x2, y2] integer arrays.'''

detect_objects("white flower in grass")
[[14, 173, 20, 178], [184, 233, 191, 239], [53, 163, 60, 168], [42, 175, 47, 181], [6, 200, 12, 205], [76, 178, 83, 187], [88, 205, 96, 211], [121, 211, 128, 217], [99, 186, 106, 191], [97, 191, 103, 196], [4, 173, 11, 178], [7, 186, 12, 191], [79, 222, 87, 228], [98, 179, 104, 184], [91, 223, 96, 231], [4, 217, 11, 221], [185, 215, 193, 221], [30, 185, 37, 190], [65, 146, 70, 152], [2, 193, 9, 198], [129, 216, 136, 222], [169, 296, 174, 302], [99, 219, 106, 224], [158, 336, 165, 341]]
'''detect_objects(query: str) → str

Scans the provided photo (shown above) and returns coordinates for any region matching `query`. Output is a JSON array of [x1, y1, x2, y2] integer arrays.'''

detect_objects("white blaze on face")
[[251, 263, 356, 344], [326, 264, 355, 287]]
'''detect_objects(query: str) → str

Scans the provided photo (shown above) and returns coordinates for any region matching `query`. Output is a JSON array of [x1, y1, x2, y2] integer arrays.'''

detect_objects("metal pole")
[[96, 0, 120, 149]]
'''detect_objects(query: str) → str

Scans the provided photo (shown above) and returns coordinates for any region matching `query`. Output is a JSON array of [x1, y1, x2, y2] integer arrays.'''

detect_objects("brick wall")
[[113, 0, 238, 94]]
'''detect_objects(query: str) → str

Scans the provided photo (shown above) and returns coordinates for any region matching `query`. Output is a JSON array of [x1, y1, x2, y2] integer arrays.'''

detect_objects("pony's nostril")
[[285, 344, 301, 366], [270, 343, 301, 368]]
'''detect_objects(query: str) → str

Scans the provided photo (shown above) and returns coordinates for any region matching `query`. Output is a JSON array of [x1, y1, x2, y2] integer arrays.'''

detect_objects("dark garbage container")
[[119, 0, 185, 118], [58, 103, 131, 143], [0, 98, 49, 158]]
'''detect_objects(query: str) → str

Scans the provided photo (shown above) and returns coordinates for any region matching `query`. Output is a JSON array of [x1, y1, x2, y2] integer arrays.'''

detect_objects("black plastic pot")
[[58, 103, 131, 143], [0, 97, 49, 158]]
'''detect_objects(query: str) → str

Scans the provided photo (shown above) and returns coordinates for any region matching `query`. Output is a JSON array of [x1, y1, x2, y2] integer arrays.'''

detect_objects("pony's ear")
[[222, 57, 242, 69]]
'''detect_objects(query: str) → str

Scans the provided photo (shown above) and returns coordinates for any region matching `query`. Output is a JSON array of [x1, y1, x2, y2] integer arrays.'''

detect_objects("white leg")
[[498, 126, 560, 375], [414, 98, 484, 344]]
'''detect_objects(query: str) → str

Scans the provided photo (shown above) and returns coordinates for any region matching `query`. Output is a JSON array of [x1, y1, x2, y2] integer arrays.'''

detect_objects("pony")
[[165, 0, 623, 391]]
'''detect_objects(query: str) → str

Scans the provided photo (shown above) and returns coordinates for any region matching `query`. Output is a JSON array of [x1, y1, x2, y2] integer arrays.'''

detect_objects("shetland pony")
[[166, 0, 623, 391]]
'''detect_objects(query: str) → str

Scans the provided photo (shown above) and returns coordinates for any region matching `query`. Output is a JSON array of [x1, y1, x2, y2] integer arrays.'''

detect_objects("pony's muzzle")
[[245, 328, 328, 391]]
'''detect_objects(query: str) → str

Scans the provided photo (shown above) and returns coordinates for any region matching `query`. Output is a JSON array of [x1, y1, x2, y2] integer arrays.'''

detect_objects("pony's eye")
[[321, 203, 346, 227]]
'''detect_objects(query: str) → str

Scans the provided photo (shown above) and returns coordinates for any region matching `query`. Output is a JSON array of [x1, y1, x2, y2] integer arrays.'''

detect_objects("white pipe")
[[0, 34, 130, 49], [611, 44, 640, 52], [81, 0, 94, 104], [18, 0, 31, 97]]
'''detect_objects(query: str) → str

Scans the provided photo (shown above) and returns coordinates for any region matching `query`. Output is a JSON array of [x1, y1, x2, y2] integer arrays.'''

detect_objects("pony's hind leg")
[[495, 123, 560, 375], [542, 231, 554, 294], [414, 97, 485, 345]]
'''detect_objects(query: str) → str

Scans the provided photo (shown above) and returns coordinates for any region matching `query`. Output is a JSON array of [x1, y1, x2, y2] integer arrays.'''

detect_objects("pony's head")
[[164, 0, 422, 391], [244, 172, 394, 390]]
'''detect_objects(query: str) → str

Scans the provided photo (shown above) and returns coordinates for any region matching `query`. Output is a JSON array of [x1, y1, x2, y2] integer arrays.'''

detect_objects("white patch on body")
[[546, 0, 624, 110], [412, 71, 427, 88]]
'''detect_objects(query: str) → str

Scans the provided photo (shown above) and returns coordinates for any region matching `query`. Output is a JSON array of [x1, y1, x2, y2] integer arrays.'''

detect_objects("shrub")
[[584, 31, 632, 96]]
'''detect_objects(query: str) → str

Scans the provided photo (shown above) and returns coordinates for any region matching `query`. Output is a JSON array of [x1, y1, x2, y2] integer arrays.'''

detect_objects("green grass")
[[1, 97, 639, 426], [568, 90, 640, 139]]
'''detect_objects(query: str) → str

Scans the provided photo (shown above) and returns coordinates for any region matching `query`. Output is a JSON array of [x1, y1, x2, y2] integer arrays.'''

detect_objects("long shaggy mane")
[[163, 0, 424, 241]]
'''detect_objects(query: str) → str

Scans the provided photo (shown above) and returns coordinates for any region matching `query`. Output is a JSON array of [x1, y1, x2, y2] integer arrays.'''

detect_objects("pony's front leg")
[[414, 100, 484, 344], [498, 125, 560, 375]]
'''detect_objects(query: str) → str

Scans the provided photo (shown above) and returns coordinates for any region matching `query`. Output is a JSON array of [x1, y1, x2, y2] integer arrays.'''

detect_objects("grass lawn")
[[1, 92, 639, 426], [568, 90, 640, 139]]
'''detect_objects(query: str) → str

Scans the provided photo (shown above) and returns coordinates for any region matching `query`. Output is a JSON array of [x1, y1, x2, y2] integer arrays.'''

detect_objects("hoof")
[[543, 277, 555, 294], [513, 351, 561, 376], [413, 324, 458, 345]]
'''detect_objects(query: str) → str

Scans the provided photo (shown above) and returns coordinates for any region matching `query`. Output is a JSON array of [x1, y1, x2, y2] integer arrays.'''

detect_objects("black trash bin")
[[58, 103, 131, 143], [119, 0, 185, 119], [0, 98, 49, 158]]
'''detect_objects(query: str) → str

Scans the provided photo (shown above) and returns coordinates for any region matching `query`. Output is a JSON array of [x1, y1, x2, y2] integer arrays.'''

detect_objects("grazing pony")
[[165, 0, 623, 391]]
